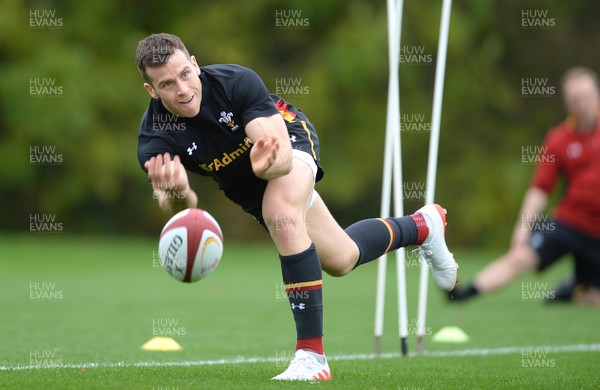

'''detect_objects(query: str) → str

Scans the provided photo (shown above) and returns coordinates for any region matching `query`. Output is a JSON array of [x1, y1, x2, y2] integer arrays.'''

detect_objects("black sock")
[[450, 283, 479, 301], [279, 243, 323, 341], [346, 216, 420, 269]]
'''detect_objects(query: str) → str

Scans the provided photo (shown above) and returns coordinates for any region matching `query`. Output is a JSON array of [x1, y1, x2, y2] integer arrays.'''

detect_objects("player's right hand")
[[144, 153, 191, 194]]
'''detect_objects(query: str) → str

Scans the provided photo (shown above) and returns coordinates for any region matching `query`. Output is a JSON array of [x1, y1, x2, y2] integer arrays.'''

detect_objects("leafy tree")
[[1, 0, 599, 250]]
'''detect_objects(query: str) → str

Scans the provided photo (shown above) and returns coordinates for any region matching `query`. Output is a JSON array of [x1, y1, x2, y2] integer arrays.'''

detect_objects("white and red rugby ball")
[[158, 208, 223, 283]]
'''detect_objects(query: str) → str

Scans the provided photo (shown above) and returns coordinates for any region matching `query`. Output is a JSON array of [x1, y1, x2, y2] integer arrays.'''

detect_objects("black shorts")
[[223, 102, 324, 228], [530, 220, 600, 288]]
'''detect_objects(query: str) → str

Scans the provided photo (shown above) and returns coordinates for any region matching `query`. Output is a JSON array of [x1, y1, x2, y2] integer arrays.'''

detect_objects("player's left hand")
[[250, 136, 279, 179]]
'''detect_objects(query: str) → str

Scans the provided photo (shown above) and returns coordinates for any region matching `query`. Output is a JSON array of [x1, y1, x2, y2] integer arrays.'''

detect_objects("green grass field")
[[1, 234, 599, 389]]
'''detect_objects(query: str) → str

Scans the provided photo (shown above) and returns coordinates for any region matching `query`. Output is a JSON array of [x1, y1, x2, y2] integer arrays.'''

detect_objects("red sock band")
[[296, 336, 323, 355], [410, 213, 429, 245]]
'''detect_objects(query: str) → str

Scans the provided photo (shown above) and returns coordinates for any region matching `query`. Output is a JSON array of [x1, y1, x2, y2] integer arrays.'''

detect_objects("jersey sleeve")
[[531, 130, 561, 194], [231, 67, 279, 128]]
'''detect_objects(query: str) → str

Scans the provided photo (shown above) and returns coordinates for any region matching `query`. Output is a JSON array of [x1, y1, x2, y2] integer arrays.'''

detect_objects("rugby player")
[[136, 33, 459, 381]]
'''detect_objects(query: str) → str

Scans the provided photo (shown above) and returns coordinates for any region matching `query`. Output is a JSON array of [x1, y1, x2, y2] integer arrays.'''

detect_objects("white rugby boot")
[[415, 204, 459, 291], [272, 349, 332, 381]]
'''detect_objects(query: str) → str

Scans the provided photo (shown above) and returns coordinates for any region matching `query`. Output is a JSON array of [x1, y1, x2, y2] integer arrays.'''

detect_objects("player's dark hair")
[[136, 33, 191, 83], [561, 66, 599, 91]]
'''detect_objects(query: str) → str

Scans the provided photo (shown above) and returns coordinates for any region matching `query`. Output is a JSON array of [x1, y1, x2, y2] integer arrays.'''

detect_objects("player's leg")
[[305, 192, 359, 276], [263, 156, 330, 381], [277, 107, 456, 290], [452, 221, 568, 301], [569, 226, 600, 307], [573, 258, 600, 306], [306, 193, 420, 276], [306, 193, 458, 291], [262, 158, 313, 256]]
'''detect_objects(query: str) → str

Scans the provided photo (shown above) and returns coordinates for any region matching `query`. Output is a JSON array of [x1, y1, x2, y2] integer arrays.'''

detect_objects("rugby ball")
[[158, 208, 223, 283]]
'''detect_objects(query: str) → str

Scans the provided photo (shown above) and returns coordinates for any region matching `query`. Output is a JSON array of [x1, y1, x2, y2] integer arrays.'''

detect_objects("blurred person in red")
[[451, 67, 600, 306]]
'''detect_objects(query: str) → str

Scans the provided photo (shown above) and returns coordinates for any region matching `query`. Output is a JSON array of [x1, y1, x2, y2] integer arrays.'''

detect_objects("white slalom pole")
[[391, 0, 408, 357], [416, 0, 452, 355], [393, 105, 409, 356], [375, 0, 404, 357]]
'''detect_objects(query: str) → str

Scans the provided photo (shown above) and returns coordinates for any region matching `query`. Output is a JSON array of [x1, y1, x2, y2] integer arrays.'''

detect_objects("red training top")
[[532, 116, 600, 239]]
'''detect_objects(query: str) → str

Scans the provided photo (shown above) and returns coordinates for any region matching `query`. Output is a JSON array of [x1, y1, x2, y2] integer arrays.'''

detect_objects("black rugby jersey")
[[137, 64, 280, 192]]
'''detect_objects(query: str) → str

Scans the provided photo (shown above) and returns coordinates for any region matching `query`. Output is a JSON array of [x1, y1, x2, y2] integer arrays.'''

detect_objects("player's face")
[[144, 50, 202, 118], [563, 76, 600, 127]]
